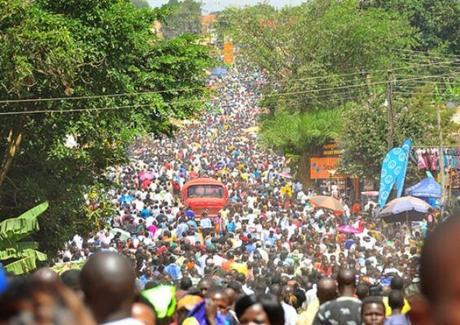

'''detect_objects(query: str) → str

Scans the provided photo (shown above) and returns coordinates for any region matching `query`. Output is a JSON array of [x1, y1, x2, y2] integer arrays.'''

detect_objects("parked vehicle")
[[181, 178, 228, 217]]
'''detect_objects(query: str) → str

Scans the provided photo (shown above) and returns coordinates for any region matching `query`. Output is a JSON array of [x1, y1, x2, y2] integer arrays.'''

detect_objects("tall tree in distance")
[[218, 0, 416, 184], [132, 0, 150, 8], [363, 0, 460, 54], [161, 0, 202, 39]]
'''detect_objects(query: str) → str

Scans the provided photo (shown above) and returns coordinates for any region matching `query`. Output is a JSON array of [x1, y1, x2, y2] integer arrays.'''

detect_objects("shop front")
[[310, 143, 359, 201]]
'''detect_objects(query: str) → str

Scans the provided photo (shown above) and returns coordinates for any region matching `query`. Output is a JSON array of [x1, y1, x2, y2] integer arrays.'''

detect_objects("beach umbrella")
[[211, 67, 228, 77], [119, 194, 134, 204], [361, 191, 379, 197], [379, 196, 431, 223], [337, 225, 360, 234], [278, 172, 292, 179], [405, 177, 441, 198], [139, 171, 154, 181], [309, 195, 344, 213]]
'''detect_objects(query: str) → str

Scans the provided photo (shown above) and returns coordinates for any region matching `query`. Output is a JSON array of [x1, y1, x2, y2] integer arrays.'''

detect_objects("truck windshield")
[[188, 185, 224, 198]]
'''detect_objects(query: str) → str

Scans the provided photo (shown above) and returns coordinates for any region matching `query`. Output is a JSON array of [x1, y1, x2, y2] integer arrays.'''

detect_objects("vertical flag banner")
[[378, 139, 412, 207]]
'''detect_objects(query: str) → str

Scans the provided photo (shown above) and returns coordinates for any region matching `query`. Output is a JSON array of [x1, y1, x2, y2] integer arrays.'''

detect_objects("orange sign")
[[310, 157, 342, 179], [223, 41, 234, 65]]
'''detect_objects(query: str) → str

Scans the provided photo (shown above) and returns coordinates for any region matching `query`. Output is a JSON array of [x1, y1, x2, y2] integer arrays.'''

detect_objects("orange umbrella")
[[309, 195, 344, 214]]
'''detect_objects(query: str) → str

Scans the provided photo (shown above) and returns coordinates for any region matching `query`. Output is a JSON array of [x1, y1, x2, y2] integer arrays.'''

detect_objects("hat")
[[177, 295, 203, 311]]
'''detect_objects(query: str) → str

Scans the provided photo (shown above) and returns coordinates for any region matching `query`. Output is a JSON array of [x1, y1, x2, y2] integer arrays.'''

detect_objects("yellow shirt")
[[383, 296, 411, 316], [281, 184, 293, 198]]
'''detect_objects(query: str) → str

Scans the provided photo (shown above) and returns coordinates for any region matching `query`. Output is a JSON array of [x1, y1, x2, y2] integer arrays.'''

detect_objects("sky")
[[147, 0, 307, 13]]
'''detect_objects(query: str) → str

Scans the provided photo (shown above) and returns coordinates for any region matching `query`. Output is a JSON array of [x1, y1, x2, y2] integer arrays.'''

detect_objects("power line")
[[266, 73, 459, 98], [0, 86, 209, 105], [393, 91, 459, 96], [269, 61, 458, 84], [0, 73, 457, 116], [392, 48, 460, 59], [0, 91, 370, 116], [0, 104, 155, 116], [0, 61, 457, 106]]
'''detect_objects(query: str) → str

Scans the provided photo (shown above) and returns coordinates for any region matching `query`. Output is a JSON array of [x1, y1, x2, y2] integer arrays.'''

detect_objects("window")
[[187, 185, 224, 198]]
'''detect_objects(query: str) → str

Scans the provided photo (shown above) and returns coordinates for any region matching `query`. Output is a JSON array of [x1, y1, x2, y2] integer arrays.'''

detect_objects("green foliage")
[[0, 202, 48, 275], [259, 109, 344, 154], [0, 0, 212, 255], [340, 87, 458, 180], [161, 0, 202, 39], [364, 0, 460, 54], [220, 0, 416, 182], [132, 0, 150, 8]]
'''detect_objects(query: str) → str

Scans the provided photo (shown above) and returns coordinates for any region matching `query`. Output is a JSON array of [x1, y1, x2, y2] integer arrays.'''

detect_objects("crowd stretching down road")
[[0, 65, 456, 325]]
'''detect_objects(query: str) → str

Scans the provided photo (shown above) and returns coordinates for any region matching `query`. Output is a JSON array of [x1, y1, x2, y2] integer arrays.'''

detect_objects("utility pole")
[[386, 71, 395, 150], [437, 104, 446, 213]]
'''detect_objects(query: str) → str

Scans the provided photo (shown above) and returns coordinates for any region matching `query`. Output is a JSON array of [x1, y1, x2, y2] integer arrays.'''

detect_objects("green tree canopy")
[[132, 0, 150, 8], [219, 0, 416, 183], [363, 0, 460, 54], [340, 87, 458, 181], [161, 0, 202, 39], [0, 0, 212, 254]]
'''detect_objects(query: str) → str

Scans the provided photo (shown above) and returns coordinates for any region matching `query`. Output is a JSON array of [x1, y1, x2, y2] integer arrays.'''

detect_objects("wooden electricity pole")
[[387, 71, 395, 150]]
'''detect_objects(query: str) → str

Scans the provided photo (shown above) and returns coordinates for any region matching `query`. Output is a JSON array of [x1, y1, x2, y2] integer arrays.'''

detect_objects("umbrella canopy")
[[118, 194, 134, 204], [379, 196, 431, 223], [337, 225, 360, 234], [309, 196, 344, 213], [211, 67, 228, 77], [278, 172, 292, 179], [110, 228, 131, 241], [361, 191, 379, 197], [405, 177, 441, 198], [139, 171, 154, 181]]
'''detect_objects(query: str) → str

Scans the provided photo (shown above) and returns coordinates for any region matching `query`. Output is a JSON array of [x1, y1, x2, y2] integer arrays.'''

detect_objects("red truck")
[[181, 177, 229, 217]]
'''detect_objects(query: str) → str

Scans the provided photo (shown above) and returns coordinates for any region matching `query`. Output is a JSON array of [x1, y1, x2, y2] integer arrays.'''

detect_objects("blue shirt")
[[140, 208, 151, 218], [264, 236, 276, 246], [345, 239, 355, 250], [245, 243, 256, 253], [226, 221, 236, 233], [165, 263, 182, 281], [177, 223, 189, 238], [187, 219, 198, 229], [385, 314, 410, 325], [138, 275, 151, 289]]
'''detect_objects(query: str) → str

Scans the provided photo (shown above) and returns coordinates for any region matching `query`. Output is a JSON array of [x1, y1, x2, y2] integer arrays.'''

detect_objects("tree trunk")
[[0, 128, 23, 188], [297, 149, 312, 187]]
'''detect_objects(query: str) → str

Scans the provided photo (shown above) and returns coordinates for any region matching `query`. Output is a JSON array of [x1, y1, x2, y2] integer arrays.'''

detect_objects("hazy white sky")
[[147, 0, 307, 13]]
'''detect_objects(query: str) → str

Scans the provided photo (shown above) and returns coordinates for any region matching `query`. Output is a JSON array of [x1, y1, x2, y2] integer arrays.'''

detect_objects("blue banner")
[[378, 139, 412, 207]]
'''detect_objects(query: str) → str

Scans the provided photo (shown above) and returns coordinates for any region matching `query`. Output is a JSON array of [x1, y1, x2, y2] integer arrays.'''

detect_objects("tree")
[[161, 0, 202, 39], [259, 108, 344, 182], [0, 0, 212, 254], [219, 0, 416, 184], [132, 0, 150, 8], [0, 202, 48, 275], [340, 87, 458, 182], [363, 0, 460, 54]]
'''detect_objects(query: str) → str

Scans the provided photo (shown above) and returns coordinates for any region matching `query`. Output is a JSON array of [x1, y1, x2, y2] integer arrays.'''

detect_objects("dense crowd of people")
[[0, 66, 449, 324]]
